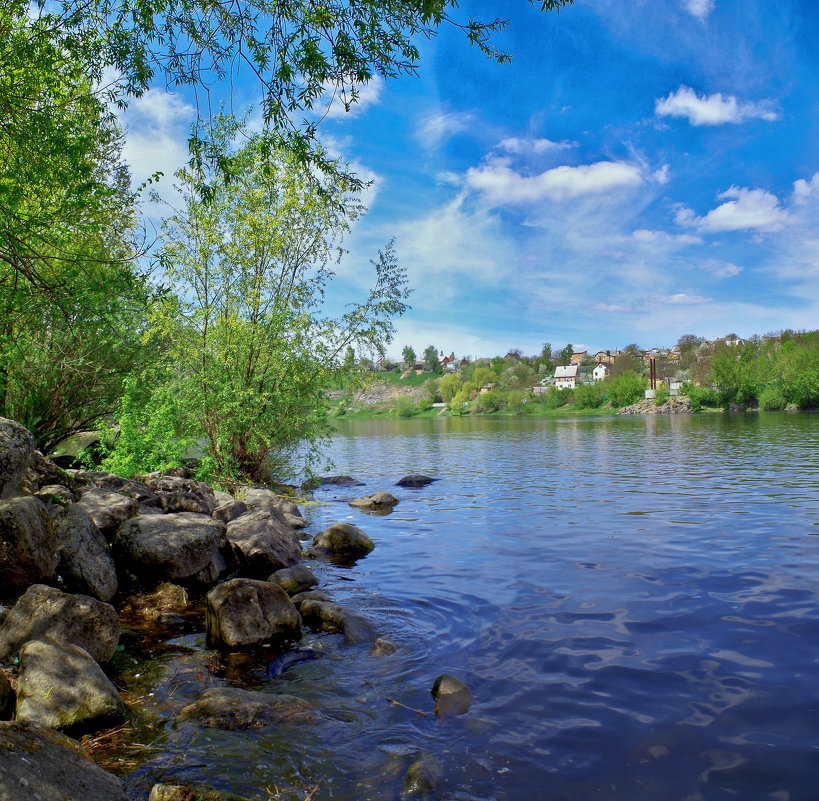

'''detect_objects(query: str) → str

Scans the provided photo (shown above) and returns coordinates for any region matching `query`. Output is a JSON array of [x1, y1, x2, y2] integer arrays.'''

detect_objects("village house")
[[570, 350, 587, 365], [592, 362, 611, 382], [594, 349, 621, 363], [554, 364, 579, 389]]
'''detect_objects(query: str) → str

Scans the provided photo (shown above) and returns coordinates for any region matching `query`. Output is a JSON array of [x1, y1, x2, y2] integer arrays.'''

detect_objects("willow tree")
[[109, 117, 409, 482]]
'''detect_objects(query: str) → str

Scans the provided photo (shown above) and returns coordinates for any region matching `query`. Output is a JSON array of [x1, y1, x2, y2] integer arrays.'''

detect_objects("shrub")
[[543, 386, 571, 408], [759, 384, 787, 411], [449, 388, 472, 415], [606, 371, 645, 408], [574, 382, 606, 409], [395, 397, 418, 418], [683, 384, 721, 412], [478, 390, 502, 412], [506, 389, 525, 413], [654, 387, 669, 406]]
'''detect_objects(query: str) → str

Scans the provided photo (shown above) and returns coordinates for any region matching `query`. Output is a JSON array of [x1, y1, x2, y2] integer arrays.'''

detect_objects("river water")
[[119, 412, 819, 801]]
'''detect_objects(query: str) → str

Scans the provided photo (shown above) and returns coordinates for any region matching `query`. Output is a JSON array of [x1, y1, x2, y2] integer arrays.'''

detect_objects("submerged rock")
[[118, 582, 189, 625], [0, 416, 35, 498], [268, 564, 318, 595], [310, 522, 374, 557], [113, 511, 226, 584], [370, 637, 398, 656], [430, 673, 473, 717], [0, 720, 128, 801], [401, 753, 442, 797], [179, 687, 320, 730], [52, 502, 117, 602], [206, 578, 301, 649], [15, 639, 126, 733], [149, 783, 251, 801], [349, 492, 399, 510], [396, 475, 437, 488], [0, 584, 119, 663], [0, 495, 58, 595], [299, 599, 346, 633], [302, 475, 363, 490], [289, 589, 332, 611]]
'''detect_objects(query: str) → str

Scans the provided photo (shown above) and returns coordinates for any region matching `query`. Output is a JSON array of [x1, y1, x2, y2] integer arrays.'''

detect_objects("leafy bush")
[[784, 366, 819, 409], [543, 386, 571, 408], [759, 384, 787, 411], [395, 397, 419, 417], [683, 384, 721, 411], [606, 371, 645, 408], [654, 387, 669, 406], [506, 389, 525, 413], [574, 382, 606, 409], [478, 390, 502, 412], [449, 388, 472, 415]]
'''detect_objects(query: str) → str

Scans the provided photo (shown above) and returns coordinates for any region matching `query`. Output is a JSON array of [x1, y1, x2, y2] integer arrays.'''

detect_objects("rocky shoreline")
[[617, 396, 693, 415], [0, 417, 454, 800]]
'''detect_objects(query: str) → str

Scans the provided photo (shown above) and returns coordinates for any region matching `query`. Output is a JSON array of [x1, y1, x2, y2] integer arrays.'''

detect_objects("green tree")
[[423, 345, 441, 373], [606, 371, 645, 408], [402, 345, 417, 365], [560, 344, 573, 363], [541, 342, 552, 360], [440, 372, 464, 403]]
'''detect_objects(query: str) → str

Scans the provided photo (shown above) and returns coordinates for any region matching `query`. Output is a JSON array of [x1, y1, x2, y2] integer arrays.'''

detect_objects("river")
[[120, 412, 819, 801]]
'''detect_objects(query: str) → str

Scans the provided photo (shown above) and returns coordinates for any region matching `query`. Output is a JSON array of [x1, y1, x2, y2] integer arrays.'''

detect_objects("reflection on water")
[[119, 413, 819, 800]]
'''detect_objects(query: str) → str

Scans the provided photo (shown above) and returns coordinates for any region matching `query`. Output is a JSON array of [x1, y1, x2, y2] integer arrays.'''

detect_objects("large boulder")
[[112, 512, 225, 584], [0, 584, 119, 663], [15, 639, 126, 732], [206, 578, 301, 649], [179, 687, 320, 730], [145, 475, 217, 515], [0, 670, 13, 719], [0, 720, 128, 801], [212, 499, 248, 524], [299, 599, 345, 633], [289, 589, 332, 611], [402, 753, 442, 797], [52, 503, 117, 601], [268, 564, 318, 595], [240, 487, 303, 520], [310, 522, 374, 557], [348, 491, 398, 510], [0, 495, 58, 595], [396, 474, 437, 488], [23, 450, 80, 496], [225, 507, 301, 577], [0, 417, 35, 498], [75, 471, 160, 508], [77, 488, 139, 537]]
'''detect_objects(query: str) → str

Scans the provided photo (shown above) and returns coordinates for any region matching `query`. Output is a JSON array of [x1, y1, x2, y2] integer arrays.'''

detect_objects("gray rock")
[[289, 589, 332, 611], [225, 507, 301, 578], [310, 522, 374, 557], [431, 673, 473, 717], [179, 687, 320, 730], [401, 753, 442, 797], [145, 475, 217, 515], [0, 495, 58, 595], [212, 499, 248, 524], [77, 488, 139, 536], [75, 471, 160, 507], [52, 503, 117, 601], [284, 512, 307, 529], [112, 512, 225, 584], [341, 612, 377, 644], [36, 484, 76, 504], [370, 637, 398, 656], [240, 487, 304, 520], [15, 639, 126, 732], [396, 474, 437, 488], [0, 670, 13, 719], [299, 599, 346, 633], [349, 491, 399, 509], [0, 584, 119, 663], [268, 564, 318, 595], [149, 783, 250, 801], [22, 451, 80, 496], [206, 578, 301, 649], [213, 490, 234, 506], [0, 720, 127, 801], [0, 416, 35, 498]]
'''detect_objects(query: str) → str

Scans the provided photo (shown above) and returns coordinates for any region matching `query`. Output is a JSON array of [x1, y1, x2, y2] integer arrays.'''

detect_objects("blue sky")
[[120, 0, 819, 360]]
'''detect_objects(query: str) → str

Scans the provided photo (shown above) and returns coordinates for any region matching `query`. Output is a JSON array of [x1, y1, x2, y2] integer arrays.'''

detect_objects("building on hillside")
[[554, 364, 579, 389], [592, 362, 611, 382], [570, 350, 587, 365]]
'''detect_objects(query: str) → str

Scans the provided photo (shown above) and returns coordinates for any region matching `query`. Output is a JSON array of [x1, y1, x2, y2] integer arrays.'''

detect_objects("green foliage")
[[448, 388, 471, 414], [477, 390, 502, 412], [422, 377, 441, 404], [759, 384, 787, 411], [574, 382, 606, 409], [440, 372, 464, 403], [471, 367, 496, 387], [402, 345, 416, 365], [683, 384, 721, 412], [543, 386, 571, 409], [423, 345, 441, 373], [541, 342, 552, 360], [654, 387, 670, 406], [606, 371, 645, 408], [560, 344, 573, 363], [506, 389, 525, 413], [395, 396, 419, 417]]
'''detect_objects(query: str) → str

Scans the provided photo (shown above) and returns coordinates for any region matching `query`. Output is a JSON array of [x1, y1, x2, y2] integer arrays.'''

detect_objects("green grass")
[[377, 370, 436, 387]]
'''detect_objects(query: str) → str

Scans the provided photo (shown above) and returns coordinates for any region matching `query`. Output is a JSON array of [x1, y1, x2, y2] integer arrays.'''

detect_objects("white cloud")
[[655, 86, 779, 126], [683, 0, 715, 21], [322, 76, 384, 119], [465, 158, 645, 205], [416, 110, 475, 147], [676, 186, 791, 233], [793, 172, 819, 204], [633, 229, 702, 245], [652, 293, 712, 305], [497, 137, 574, 155], [700, 259, 743, 278]]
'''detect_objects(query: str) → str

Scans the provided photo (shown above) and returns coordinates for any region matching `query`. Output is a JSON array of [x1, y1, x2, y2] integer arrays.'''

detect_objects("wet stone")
[[431, 673, 473, 717], [179, 687, 321, 730]]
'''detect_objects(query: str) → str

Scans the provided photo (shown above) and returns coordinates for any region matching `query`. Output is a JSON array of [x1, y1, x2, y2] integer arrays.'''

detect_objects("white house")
[[592, 362, 610, 382], [554, 364, 579, 390]]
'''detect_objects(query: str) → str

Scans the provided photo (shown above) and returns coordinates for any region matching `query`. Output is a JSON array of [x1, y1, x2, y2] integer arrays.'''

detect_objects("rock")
[[401, 753, 442, 797], [310, 522, 374, 557], [36, 484, 76, 504], [349, 491, 399, 509], [370, 637, 398, 656], [77, 488, 139, 536], [618, 395, 694, 416], [144, 475, 217, 515], [431, 674, 472, 717], [341, 612, 376, 644], [0, 670, 13, 719], [179, 688, 320, 730], [302, 475, 363, 490], [75, 471, 160, 507], [112, 512, 225, 584], [289, 589, 332, 611], [22, 450, 80, 495], [52, 503, 117, 601], [213, 489, 233, 504], [206, 579, 301, 649], [149, 783, 249, 801], [268, 564, 318, 595], [212, 499, 248, 524], [284, 513, 307, 529], [0, 720, 128, 801], [0, 416, 35, 498], [240, 487, 303, 520], [118, 583, 189, 625], [396, 474, 436, 488], [0, 495, 58, 595], [299, 599, 345, 633], [15, 639, 126, 732], [0, 584, 119, 663], [225, 507, 301, 578]]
